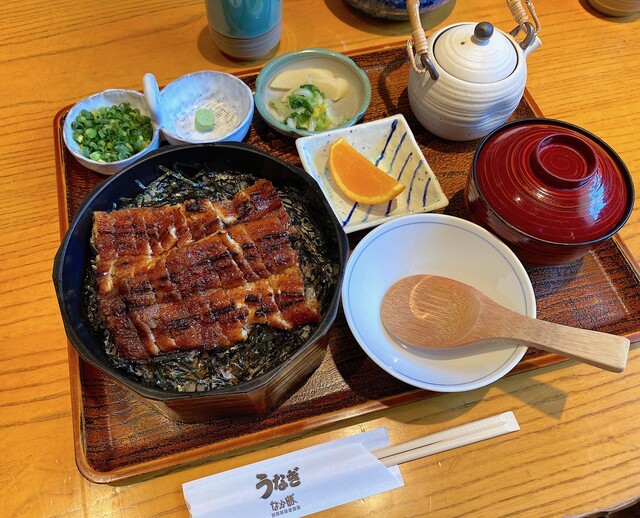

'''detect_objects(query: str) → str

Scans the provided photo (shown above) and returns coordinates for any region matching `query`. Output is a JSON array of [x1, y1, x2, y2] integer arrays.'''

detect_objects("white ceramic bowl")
[[254, 48, 371, 138], [342, 213, 536, 392], [296, 114, 448, 233], [144, 71, 254, 145], [63, 89, 161, 175]]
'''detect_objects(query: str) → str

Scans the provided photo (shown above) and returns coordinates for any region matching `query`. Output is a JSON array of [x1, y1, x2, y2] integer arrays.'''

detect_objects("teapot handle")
[[510, 22, 542, 56], [406, 0, 439, 80], [507, 0, 541, 52]]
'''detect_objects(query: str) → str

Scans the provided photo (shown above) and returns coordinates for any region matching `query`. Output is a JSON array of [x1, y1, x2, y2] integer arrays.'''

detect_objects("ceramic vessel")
[[205, 0, 282, 60], [143, 71, 254, 145], [343, 0, 452, 20], [62, 89, 161, 175], [52, 143, 349, 422], [255, 48, 371, 138], [295, 114, 448, 233], [406, 0, 542, 141], [341, 213, 535, 392], [465, 119, 635, 265], [587, 0, 640, 16]]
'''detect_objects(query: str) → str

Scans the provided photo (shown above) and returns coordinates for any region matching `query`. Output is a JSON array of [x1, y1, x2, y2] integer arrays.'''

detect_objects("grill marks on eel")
[[91, 179, 322, 361]]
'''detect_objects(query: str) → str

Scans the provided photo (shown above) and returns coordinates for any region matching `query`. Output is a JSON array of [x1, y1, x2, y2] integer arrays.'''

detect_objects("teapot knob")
[[473, 22, 494, 43]]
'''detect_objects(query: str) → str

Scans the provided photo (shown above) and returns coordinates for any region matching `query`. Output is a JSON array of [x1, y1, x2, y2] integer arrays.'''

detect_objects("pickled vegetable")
[[268, 84, 349, 132]]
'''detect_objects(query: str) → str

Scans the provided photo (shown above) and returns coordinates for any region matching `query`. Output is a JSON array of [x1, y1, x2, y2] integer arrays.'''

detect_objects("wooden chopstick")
[[373, 411, 520, 467]]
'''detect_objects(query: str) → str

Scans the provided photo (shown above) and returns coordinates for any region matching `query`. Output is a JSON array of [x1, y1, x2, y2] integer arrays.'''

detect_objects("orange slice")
[[328, 138, 406, 204]]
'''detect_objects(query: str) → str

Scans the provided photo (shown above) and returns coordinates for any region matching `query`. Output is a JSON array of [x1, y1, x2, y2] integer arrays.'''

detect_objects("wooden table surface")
[[2, 0, 639, 516]]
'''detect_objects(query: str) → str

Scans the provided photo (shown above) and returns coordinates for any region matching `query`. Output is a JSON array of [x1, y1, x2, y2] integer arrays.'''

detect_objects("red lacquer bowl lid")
[[473, 119, 634, 244]]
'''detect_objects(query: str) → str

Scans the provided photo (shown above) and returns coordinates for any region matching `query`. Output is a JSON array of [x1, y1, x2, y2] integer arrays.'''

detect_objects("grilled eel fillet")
[[91, 179, 322, 361]]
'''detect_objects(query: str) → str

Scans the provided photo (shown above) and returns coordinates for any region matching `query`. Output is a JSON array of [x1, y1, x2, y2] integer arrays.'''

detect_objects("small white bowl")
[[63, 89, 161, 176], [342, 213, 536, 392], [296, 114, 448, 233], [254, 48, 371, 138], [144, 71, 254, 145]]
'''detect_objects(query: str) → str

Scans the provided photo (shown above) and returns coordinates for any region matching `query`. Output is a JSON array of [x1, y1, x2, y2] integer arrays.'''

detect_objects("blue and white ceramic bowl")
[[295, 114, 448, 233], [343, 0, 453, 20]]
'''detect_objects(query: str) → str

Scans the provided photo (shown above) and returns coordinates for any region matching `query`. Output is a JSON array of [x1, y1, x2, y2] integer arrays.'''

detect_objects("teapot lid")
[[433, 22, 518, 84]]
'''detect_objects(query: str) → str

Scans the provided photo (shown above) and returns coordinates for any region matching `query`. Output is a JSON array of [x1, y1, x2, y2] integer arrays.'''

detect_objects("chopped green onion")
[[71, 103, 153, 163]]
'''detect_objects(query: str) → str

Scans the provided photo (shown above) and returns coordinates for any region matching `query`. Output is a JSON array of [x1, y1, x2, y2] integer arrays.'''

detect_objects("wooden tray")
[[54, 46, 640, 484]]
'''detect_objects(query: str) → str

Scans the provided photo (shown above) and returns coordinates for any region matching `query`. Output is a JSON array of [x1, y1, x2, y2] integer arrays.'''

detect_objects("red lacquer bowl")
[[465, 119, 634, 265]]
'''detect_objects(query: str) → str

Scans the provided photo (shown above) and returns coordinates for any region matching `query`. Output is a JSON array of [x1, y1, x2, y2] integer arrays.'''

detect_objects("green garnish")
[[195, 108, 216, 132], [268, 84, 348, 132], [71, 103, 153, 163]]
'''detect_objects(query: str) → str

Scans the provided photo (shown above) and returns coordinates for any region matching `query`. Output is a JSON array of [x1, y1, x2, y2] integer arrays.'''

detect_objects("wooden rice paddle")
[[380, 275, 630, 372]]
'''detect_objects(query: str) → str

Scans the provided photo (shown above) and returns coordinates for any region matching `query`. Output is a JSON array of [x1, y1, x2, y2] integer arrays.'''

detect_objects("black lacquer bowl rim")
[[52, 142, 349, 403]]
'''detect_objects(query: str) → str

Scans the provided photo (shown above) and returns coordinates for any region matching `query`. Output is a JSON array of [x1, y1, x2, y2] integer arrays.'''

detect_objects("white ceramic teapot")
[[407, 0, 542, 141]]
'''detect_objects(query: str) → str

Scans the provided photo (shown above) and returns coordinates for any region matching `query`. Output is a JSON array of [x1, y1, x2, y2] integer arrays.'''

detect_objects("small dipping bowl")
[[466, 118, 635, 265], [254, 48, 371, 138], [144, 71, 254, 145], [63, 89, 161, 176]]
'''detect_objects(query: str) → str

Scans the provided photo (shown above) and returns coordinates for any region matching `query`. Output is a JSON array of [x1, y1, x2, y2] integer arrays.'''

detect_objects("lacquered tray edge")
[[54, 113, 71, 242], [613, 235, 640, 283], [52, 63, 640, 485]]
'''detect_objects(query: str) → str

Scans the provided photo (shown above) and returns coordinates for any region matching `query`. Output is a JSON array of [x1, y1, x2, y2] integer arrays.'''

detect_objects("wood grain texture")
[[2, 0, 640, 516]]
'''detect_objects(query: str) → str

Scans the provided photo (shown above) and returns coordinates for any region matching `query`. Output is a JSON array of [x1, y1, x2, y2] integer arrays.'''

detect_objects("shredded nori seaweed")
[[83, 163, 338, 393]]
